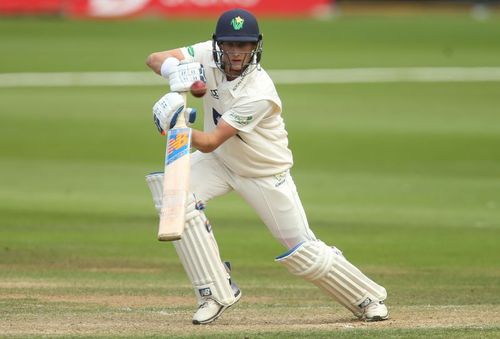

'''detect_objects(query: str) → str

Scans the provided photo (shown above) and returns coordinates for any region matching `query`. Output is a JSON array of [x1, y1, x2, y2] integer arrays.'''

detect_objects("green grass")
[[1, 13, 500, 72], [1, 13, 500, 337]]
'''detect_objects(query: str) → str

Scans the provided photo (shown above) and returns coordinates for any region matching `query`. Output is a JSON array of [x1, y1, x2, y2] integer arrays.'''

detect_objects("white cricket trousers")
[[190, 151, 317, 249]]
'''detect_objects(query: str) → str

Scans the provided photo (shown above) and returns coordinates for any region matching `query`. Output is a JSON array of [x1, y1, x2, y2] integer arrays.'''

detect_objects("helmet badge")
[[230, 16, 245, 30]]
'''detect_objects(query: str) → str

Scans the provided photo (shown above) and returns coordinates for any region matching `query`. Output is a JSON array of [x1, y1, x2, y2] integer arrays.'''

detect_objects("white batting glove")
[[167, 61, 207, 93], [152, 92, 196, 134]]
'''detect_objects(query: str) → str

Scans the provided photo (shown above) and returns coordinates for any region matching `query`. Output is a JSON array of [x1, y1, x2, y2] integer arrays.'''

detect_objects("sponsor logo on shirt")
[[229, 112, 252, 126], [274, 172, 287, 187], [232, 75, 246, 91]]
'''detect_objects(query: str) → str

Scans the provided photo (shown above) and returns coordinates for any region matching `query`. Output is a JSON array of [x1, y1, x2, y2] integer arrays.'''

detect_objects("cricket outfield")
[[0, 12, 499, 338]]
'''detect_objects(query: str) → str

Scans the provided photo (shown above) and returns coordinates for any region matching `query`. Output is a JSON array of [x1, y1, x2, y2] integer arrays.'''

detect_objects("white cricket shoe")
[[361, 300, 389, 322], [192, 288, 241, 325]]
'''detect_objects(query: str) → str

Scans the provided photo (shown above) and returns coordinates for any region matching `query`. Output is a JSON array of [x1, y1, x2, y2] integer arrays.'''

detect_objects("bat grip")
[[172, 91, 188, 129]]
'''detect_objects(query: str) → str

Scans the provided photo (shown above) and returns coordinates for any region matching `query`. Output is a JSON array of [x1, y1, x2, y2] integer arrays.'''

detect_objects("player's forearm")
[[146, 52, 167, 74], [191, 129, 220, 153], [146, 49, 185, 75], [191, 120, 239, 153]]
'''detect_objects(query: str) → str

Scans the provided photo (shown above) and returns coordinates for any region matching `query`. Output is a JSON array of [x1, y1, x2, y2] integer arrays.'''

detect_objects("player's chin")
[[227, 67, 243, 77], [230, 64, 243, 71]]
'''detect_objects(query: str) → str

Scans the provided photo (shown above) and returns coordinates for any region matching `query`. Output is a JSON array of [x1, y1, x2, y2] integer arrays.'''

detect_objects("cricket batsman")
[[145, 8, 389, 324]]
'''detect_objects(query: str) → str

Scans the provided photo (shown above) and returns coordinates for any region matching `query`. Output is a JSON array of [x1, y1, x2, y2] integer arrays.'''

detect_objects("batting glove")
[[152, 92, 196, 134], [167, 61, 207, 93]]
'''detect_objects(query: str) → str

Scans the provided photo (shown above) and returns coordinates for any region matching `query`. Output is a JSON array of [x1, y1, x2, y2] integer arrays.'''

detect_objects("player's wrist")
[[160, 57, 180, 78]]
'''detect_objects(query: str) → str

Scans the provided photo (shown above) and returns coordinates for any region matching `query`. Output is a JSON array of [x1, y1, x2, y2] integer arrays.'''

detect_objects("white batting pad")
[[145, 172, 164, 214], [174, 207, 236, 306], [145, 172, 236, 307], [276, 240, 387, 316]]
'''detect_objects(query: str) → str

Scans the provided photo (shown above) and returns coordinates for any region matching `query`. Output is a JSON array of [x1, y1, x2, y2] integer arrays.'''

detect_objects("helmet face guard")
[[212, 38, 263, 78], [212, 9, 263, 78]]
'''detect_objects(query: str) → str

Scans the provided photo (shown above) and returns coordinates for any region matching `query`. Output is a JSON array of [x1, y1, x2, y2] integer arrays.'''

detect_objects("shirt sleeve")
[[222, 99, 274, 133], [180, 41, 212, 63]]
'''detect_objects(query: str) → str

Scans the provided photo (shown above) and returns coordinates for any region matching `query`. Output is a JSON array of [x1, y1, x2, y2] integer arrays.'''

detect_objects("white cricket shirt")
[[181, 41, 293, 177]]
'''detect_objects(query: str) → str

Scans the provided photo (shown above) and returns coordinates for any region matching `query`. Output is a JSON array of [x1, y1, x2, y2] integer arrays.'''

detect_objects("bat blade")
[[158, 125, 191, 241]]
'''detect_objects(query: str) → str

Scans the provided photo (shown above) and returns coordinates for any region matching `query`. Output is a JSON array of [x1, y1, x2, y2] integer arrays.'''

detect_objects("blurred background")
[[0, 0, 499, 18], [0, 1, 499, 336]]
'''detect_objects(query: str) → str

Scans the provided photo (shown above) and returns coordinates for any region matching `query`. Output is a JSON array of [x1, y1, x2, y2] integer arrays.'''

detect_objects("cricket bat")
[[158, 92, 190, 241]]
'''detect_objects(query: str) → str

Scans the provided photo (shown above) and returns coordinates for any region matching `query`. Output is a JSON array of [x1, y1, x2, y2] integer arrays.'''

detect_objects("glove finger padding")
[[153, 114, 165, 134], [169, 62, 206, 92], [152, 92, 185, 134], [168, 106, 186, 129]]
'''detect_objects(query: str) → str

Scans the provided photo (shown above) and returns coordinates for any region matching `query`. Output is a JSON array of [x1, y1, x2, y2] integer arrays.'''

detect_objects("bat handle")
[[173, 91, 189, 129]]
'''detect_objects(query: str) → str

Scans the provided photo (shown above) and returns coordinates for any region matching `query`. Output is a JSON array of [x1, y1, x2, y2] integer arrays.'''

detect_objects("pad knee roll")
[[145, 172, 201, 222], [276, 240, 387, 316], [146, 172, 164, 215]]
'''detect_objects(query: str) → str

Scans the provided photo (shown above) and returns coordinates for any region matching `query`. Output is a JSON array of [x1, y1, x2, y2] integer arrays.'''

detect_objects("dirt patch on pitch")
[[1, 292, 499, 337], [3, 293, 274, 308]]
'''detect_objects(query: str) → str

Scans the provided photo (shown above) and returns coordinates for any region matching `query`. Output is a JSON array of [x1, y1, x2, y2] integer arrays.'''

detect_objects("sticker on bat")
[[166, 128, 191, 165]]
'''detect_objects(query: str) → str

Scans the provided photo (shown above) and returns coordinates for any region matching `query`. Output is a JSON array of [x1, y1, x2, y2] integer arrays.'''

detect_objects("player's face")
[[220, 41, 256, 78]]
